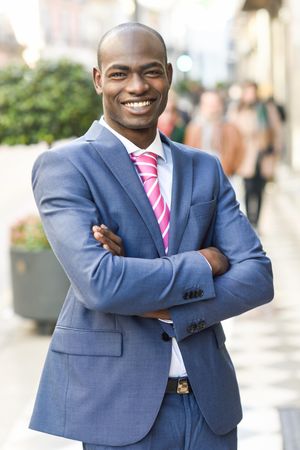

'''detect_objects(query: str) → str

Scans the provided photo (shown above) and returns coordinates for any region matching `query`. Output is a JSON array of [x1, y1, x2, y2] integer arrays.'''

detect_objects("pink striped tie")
[[131, 152, 170, 254]]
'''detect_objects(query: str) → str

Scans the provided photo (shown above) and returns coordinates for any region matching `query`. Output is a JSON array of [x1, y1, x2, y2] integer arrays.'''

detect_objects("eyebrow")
[[106, 62, 164, 72], [107, 65, 129, 71], [141, 62, 164, 70]]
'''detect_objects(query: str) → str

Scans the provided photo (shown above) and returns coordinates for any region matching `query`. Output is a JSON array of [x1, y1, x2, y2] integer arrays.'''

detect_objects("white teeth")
[[124, 101, 152, 107]]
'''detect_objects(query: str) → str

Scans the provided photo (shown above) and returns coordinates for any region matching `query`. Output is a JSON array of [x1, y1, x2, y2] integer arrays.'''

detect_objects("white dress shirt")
[[100, 116, 187, 377]]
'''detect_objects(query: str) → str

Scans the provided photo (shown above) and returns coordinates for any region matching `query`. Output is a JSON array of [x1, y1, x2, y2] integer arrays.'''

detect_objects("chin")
[[129, 123, 155, 130], [124, 119, 157, 130]]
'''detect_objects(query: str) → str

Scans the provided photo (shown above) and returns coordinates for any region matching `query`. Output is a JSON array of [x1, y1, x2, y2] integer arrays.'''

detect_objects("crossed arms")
[[92, 224, 229, 320], [32, 149, 274, 340]]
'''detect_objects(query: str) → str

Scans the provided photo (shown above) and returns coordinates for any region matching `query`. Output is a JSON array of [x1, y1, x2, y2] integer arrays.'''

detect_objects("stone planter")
[[10, 247, 69, 334]]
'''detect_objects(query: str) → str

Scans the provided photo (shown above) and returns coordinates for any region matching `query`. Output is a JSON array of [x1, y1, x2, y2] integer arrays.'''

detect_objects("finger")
[[100, 235, 122, 255], [94, 233, 120, 253], [101, 228, 122, 245], [93, 231, 104, 242], [100, 224, 122, 245], [103, 244, 117, 255], [94, 232, 122, 256], [93, 226, 123, 255]]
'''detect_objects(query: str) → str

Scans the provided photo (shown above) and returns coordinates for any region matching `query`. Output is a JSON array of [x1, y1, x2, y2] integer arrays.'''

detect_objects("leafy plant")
[[0, 59, 102, 146], [10, 215, 50, 251]]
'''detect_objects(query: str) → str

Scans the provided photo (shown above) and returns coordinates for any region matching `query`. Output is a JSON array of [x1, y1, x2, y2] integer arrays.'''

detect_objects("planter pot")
[[10, 247, 69, 332]]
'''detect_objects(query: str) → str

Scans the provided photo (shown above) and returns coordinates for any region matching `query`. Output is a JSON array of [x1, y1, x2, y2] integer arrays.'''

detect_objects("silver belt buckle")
[[177, 378, 190, 394]]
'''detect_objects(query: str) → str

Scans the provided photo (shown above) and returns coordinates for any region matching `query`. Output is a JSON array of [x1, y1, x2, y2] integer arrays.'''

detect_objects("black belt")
[[166, 377, 192, 395]]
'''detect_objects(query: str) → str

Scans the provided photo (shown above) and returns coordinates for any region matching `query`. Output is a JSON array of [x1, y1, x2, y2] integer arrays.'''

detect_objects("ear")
[[93, 67, 103, 95], [166, 63, 173, 87]]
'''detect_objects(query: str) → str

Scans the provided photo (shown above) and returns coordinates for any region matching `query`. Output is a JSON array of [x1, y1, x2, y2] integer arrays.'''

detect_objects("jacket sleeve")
[[170, 158, 274, 341], [32, 149, 215, 315]]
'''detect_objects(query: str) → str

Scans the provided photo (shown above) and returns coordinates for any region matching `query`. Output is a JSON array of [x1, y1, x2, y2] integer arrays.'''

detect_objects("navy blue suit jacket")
[[29, 122, 274, 446]]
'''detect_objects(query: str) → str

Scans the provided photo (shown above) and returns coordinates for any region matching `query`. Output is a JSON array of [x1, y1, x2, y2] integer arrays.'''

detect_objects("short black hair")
[[97, 22, 167, 68]]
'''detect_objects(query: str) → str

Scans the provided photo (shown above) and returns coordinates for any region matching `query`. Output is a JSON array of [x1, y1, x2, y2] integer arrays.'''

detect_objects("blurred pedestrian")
[[265, 94, 286, 160], [228, 81, 282, 228], [158, 90, 187, 143], [29, 24, 273, 450], [184, 90, 245, 177]]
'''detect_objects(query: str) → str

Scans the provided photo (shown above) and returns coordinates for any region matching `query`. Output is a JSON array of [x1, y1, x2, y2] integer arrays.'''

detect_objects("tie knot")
[[130, 152, 158, 182]]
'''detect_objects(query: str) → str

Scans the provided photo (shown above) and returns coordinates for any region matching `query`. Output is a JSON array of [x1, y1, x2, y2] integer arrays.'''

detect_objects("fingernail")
[[103, 244, 109, 250], [101, 224, 108, 229]]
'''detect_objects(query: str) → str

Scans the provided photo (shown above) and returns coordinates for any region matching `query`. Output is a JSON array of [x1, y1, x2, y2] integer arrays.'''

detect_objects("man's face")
[[93, 29, 172, 141]]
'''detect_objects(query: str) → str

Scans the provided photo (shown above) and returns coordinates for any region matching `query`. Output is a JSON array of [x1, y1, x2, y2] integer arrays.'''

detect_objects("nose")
[[126, 73, 149, 95]]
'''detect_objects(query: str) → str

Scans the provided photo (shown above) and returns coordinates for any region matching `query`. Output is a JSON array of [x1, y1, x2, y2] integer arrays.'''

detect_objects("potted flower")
[[10, 215, 69, 334]]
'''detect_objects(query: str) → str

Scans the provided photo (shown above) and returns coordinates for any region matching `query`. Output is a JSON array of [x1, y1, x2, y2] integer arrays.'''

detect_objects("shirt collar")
[[99, 116, 166, 161]]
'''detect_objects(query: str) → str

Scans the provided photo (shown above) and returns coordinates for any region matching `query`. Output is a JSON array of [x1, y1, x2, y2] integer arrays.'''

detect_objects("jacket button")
[[183, 292, 189, 300], [161, 332, 171, 341], [198, 289, 204, 298], [197, 320, 206, 330], [187, 323, 198, 334]]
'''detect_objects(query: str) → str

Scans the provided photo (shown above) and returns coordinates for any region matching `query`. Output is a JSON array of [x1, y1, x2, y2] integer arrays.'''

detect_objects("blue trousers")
[[82, 392, 237, 450]]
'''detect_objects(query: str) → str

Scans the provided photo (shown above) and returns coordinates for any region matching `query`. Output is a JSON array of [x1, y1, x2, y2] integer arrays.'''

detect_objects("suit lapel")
[[85, 122, 166, 256], [164, 138, 193, 256]]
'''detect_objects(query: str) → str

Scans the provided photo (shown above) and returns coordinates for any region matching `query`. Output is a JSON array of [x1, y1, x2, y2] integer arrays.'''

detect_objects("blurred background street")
[[1, 0, 300, 449]]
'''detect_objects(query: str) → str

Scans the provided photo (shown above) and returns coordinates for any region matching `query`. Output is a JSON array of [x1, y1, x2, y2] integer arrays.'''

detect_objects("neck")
[[103, 116, 157, 149], [120, 128, 157, 149]]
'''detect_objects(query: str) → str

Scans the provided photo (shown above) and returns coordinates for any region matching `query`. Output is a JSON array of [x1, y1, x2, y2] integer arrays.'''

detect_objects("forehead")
[[100, 29, 166, 69]]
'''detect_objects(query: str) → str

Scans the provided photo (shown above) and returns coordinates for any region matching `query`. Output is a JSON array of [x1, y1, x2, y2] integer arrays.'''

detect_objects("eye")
[[145, 70, 162, 77], [109, 72, 126, 79]]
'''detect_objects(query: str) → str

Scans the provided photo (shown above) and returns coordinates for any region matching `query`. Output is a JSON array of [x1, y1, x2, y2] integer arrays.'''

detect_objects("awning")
[[242, 0, 282, 16]]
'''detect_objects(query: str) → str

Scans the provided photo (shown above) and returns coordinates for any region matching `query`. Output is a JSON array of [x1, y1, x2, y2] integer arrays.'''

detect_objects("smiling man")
[[30, 23, 273, 450], [94, 24, 172, 147]]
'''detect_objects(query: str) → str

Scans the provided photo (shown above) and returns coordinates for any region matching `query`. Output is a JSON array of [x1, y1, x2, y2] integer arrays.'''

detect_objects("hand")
[[141, 310, 171, 320], [199, 246, 229, 276], [92, 224, 125, 256]]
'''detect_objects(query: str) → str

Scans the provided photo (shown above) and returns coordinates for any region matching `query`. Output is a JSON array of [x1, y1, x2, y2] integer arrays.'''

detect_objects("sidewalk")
[[232, 167, 300, 449], [0, 144, 45, 305], [0, 150, 300, 449]]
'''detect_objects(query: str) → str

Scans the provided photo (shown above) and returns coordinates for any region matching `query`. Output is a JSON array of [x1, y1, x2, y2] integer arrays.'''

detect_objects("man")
[[227, 81, 283, 228], [184, 90, 245, 177], [30, 23, 274, 449], [157, 90, 187, 143]]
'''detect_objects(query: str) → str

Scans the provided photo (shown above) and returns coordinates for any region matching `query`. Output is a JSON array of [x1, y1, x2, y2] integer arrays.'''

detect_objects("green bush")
[[0, 60, 102, 146]]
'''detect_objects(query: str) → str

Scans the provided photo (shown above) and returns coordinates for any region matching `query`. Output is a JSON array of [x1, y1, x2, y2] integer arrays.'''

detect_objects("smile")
[[123, 100, 154, 108]]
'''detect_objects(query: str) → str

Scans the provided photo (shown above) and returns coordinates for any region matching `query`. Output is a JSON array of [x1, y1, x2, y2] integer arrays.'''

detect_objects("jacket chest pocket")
[[189, 198, 216, 220], [179, 198, 216, 250]]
